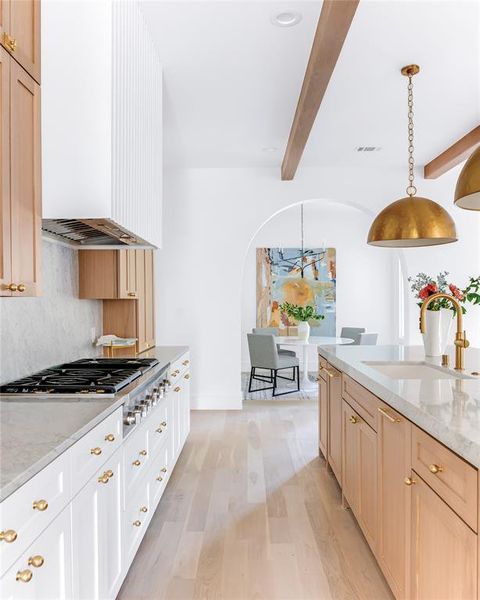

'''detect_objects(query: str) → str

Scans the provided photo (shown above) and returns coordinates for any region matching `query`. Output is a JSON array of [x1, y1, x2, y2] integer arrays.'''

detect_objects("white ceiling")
[[140, 0, 480, 170]]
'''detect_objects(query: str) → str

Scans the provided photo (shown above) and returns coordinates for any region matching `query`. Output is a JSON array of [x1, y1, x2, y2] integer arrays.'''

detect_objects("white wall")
[[240, 201, 397, 371], [157, 165, 479, 410]]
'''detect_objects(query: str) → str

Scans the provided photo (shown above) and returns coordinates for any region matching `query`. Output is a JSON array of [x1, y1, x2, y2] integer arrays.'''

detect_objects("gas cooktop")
[[0, 357, 159, 395]]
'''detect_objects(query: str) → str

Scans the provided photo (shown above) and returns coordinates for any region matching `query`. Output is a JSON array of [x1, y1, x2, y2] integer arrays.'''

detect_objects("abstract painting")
[[256, 248, 336, 336]]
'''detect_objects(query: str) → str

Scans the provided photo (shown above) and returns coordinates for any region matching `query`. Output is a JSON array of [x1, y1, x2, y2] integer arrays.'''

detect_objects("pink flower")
[[419, 283, 438, 300], [449, 284, 464, 301]]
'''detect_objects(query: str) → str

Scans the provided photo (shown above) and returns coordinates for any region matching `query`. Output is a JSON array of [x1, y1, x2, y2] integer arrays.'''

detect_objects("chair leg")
[[272, 369, 277, 397], [248, 367, 254, 393], [296, 365, 300, 393]]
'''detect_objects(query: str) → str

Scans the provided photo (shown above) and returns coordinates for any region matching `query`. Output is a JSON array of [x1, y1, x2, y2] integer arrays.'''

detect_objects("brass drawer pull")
[[17, 283, 26, 292], [183, 360, 190, 366], [160, 467, 167, 473], [90, 447, 102, 456], [105, 434, 115, 442], [174, 386, 181, 392], [98, 474, 110, 484], [156, 428, 164, 434], [319, 366, 336, 378], [160, 421, 167, 427], [184, 373, 190, 379], [429, 463, 444, 474], [32, 499, 48, 511], [127, 292, 137, 297], [3, 33, 17, 53], [105, 470, 114, 478], [349, 415, 359, 424], [7, 283, 18, 292], [28, 555, 44, 568], [0, 529, 17, 543], [16, 569, 32, 583], [404, 477, 416, 486], [378, 406, 401, 423], [133, 520, 141, 527], [140, 506, 148, 513], [156, 476, 163, 482], [132, 460, 141, 467], [139, 450, 147, 456]]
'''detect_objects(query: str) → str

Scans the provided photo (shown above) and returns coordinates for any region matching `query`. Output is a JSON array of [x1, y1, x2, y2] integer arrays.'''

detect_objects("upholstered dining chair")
[[252, 327, 296, 357], [358, 333, 378, 345], [247, 333, 299, 397], [340, 327, 366, 345]]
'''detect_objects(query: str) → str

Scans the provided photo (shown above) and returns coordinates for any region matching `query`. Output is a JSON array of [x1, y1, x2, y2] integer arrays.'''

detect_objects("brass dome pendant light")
[[454, 145, 480, 210], [367, 65, 457, 247]]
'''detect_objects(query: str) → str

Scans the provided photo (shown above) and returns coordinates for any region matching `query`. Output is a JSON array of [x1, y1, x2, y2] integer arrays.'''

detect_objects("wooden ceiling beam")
[[281, 0, 360, 181], [424, 125, 480, 179]]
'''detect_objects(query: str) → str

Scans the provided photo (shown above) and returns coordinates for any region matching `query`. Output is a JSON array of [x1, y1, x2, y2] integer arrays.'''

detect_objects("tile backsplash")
[[0, 238, 102, 384]]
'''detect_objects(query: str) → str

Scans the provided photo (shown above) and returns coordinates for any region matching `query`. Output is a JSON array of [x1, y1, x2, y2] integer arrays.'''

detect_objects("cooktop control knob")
[[124, 412, 136, 426]]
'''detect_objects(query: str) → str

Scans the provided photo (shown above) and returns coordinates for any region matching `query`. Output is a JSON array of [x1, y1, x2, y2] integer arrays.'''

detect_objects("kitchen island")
[[316, 344, 479, 600]]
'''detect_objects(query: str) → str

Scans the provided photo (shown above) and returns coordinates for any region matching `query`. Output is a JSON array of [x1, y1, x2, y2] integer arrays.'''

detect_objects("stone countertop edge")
[[317, 345, 480, 469], [0, 345, 189, 503]]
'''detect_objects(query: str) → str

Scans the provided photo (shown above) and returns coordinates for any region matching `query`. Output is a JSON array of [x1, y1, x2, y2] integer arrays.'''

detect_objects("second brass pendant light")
[[367, 65, 457, 247]]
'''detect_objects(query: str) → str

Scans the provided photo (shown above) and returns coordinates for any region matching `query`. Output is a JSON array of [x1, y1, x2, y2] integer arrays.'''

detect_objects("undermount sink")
[[362, 361, 474, 381]]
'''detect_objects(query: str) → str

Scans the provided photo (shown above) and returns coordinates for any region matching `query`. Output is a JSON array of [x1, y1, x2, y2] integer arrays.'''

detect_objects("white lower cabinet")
[[0, 506, 73, 600], [2, 350, 191, 600], [71, 449, 123, 600]]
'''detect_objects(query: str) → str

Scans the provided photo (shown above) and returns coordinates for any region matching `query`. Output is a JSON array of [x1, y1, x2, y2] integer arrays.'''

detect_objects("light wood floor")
[[118, 398, 393, 600]]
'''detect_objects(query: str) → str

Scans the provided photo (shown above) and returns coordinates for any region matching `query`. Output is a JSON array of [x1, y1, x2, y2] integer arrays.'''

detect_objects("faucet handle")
[[454, 331, 470, 349]]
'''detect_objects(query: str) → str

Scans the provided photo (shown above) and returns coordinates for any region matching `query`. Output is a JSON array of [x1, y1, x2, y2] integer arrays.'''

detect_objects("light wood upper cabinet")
[[79, 250, 138, 299], [1, 0, 40, 83], [0, 48, 41, 297], [377, 401, 411, 599], [410, 474, 477, 600], [0, 46, 10, 294]]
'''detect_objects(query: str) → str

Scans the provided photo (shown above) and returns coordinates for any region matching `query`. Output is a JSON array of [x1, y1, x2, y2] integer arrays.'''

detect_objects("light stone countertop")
[[317, 344, 480, 468], [0, 345, 189, 502]]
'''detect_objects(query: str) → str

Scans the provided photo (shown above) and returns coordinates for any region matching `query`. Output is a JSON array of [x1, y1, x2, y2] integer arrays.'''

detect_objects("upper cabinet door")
[[10, 58, 41, 296], [0, 0, 10, 51], [144, 250, 155, 350], [0, 46, 11, 296], [5, 0, 40, 83], [118, 249, 138, 299]]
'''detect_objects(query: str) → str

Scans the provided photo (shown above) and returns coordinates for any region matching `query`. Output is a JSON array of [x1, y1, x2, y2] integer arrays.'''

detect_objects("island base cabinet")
[[318, 376, 328, 458], [410, 475, 477, 600], [0, 507, 72, 600], [377, 402, 411, 599], [71, 450, 123, 600], [342, 400, 377, 552]]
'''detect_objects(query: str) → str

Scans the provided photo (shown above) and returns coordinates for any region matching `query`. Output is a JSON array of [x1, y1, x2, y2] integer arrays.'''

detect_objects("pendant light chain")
[[406, 74, 417, 197]]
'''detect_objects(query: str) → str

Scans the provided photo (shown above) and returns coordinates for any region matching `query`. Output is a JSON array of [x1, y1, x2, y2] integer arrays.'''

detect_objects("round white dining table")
[[274, 336, 354, 390]]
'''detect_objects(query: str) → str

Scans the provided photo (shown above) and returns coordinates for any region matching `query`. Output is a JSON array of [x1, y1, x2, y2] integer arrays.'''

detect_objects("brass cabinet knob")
[[404, 477, 416, 486], [156, 476, 163, 482], [429, 464, 443, 474], [98, 475, 110, 484], [160, 467, 167, 473], [16, 569, 33, 583], [184, 373, 190, 380], [105, 434, 115, 442], [28, 555, 44, 568], [7, 283, 18, 292], [174, 386, 181, 393], [171, 372, 177, 377], [17, 283, 26, 292], [3, 33, 17, 52], [132, 460, 141, 467], [139, 450, 147, 456], [32, 499, 48, 511], [349, 415, 359, 424], [105, 470, 114, 478], [183, 360, 190, 366], [90, 447, 102, 456], [160, 421, 167, 427], [133, 520, 141, 527], [140, 506, 148, 513], [0, 529, 17, 543], [156, 428, 163, 434]]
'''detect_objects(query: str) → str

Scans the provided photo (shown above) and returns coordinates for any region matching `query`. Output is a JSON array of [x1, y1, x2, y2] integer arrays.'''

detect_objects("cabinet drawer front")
[[318, 356, 329, 382], [0, 452, 71, 577], [147, 399, 170, 458], [148, 443, 170, 510], [123, 425, 150, 499], [70, 408, 122, 496], [124, 479, 150, 565], [411, 425, 478, 531], [0, 506, 72, 600], [169, 353, 190, 381], [342, 374, 378, 431]]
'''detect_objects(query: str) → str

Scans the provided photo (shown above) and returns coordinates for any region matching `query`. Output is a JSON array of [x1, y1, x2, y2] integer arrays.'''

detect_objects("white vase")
[[297, 321, 310, 341], [422, 308, 454, 357]]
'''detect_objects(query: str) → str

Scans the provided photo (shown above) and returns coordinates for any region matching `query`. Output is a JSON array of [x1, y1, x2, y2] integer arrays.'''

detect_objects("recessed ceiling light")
[[271, 10, 302, 27], [262, 146, 278, 152]]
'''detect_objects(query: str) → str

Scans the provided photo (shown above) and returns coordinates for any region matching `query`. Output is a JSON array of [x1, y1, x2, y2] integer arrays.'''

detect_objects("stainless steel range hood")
[[42, 219, 153, 248]]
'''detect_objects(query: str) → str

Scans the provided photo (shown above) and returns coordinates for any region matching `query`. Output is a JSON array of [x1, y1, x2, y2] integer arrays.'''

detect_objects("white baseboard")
[[191, 392, 242, 410]]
